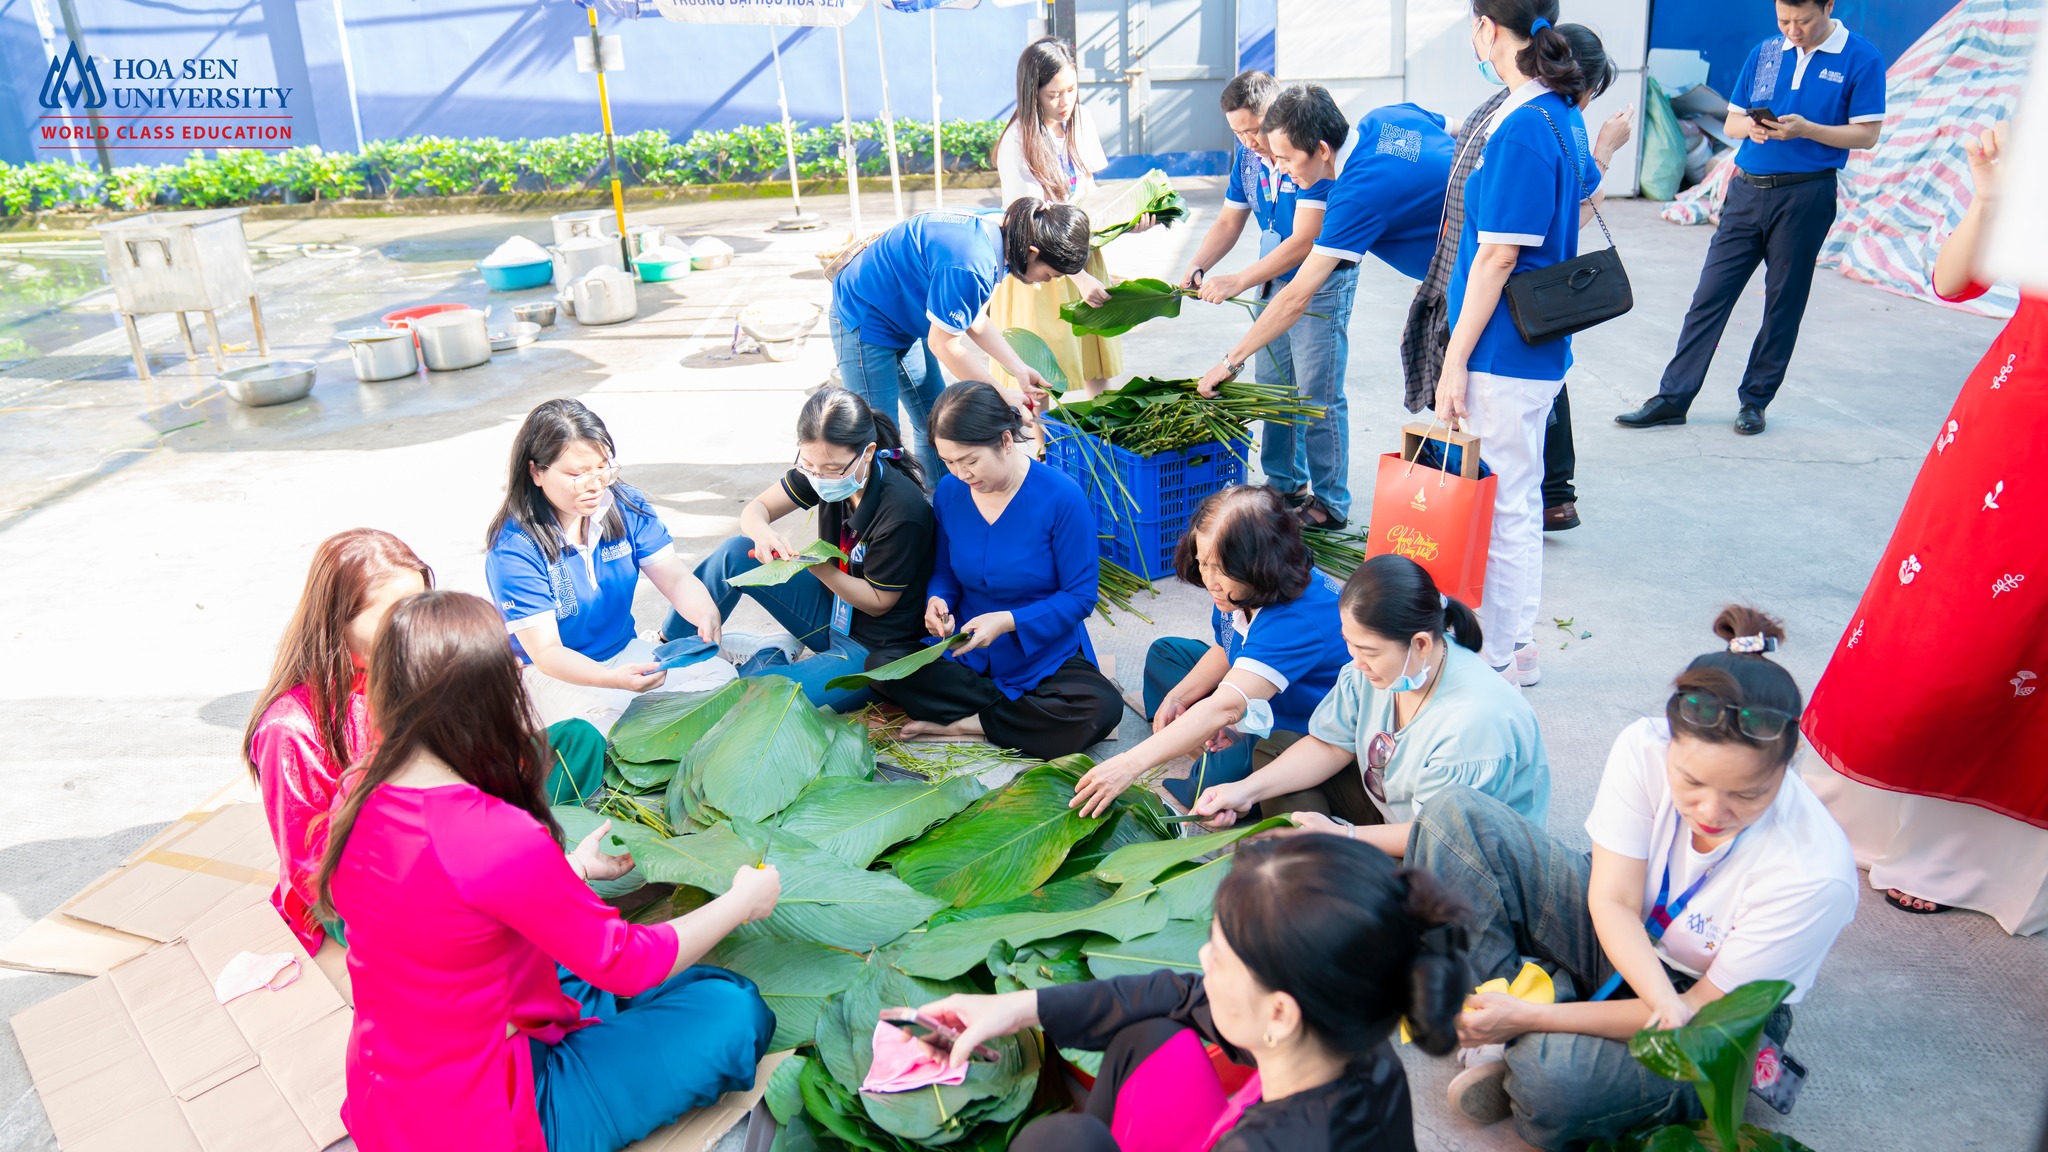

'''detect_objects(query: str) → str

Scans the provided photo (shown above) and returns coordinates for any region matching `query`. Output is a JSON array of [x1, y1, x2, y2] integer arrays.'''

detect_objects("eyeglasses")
[[794, 449, 864, 479], [1362, 731, 1395, 802], [550, 461, 619, 490], [1671, 691, 1800, 742]]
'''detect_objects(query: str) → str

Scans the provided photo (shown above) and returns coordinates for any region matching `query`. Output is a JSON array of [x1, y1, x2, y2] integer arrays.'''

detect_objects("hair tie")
[[876, 448, 902, 460], [1439, 593, 1450, 609], [1728, 633, 1778, 654], [1529, 16, 1551, 33]]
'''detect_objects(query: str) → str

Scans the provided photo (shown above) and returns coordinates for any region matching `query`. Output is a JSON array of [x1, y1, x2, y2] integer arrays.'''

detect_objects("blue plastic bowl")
[[479, 259, 553, 291]]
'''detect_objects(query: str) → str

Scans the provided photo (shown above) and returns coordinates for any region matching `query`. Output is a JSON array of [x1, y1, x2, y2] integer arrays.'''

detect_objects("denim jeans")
[[1141, 636, 1302, 807], [1409, 788, 1793, 1151], [830, 312, 946, 484], [661, 536, 875, 712], [1258, 262, 1360, 520]]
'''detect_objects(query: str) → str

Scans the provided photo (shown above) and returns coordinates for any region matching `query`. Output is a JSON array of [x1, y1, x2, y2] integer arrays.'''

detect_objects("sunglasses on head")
[[1671, 690, 1799, 742]]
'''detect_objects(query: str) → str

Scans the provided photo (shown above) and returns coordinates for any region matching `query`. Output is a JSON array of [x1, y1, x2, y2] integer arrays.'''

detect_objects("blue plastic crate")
[[1042, 417, 1249, 579]]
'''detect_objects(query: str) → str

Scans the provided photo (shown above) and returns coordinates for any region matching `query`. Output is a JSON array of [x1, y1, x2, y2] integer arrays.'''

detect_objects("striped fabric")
[[1663, 0, 2039, 319]]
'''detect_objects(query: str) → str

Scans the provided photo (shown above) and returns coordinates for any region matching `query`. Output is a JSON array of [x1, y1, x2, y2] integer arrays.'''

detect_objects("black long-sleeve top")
[[1036, 970, 1418, 1152]]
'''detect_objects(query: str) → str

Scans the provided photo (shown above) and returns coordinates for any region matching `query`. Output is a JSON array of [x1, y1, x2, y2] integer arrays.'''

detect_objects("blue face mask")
[[804, 446, 872, 503], [1387, 645, 1433, 693], [1474, 21, 1505, 86]]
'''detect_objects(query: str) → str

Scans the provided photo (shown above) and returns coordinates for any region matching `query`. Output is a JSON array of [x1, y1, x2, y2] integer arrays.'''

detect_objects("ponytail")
[[795, 386, 925, 490], [1341, 554, 1484, 654], [1002, 196, 1091, 277], [1396, 867, 1472, 1057], [1471, 1, 1588, 104]]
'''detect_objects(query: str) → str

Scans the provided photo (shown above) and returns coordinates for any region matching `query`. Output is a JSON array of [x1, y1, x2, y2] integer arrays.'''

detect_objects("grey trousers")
[[1410, 786, 1759, 1151]]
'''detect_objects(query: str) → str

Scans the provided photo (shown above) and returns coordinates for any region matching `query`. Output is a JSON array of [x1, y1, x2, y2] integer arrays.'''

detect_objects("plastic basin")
[[479, 259, 552, 291], [634, 256, 689, 283]]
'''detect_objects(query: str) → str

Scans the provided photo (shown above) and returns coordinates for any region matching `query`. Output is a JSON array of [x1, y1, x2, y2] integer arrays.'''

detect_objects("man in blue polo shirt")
[[1197, 85, 1453, 529], [1618, 0, 1884, 435]]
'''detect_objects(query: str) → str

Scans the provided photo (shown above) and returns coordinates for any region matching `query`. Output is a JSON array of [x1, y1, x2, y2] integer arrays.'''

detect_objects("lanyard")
[[1592, 827, 1746, 1001]]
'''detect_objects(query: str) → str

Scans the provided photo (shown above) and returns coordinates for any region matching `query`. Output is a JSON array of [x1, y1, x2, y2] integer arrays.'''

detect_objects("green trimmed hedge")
[[0, 118, 1006, 215]]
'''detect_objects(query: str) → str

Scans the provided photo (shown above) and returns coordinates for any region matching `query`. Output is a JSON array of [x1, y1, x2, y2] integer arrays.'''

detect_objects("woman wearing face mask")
[[989, 36, 1140, 399], [661, 387, 935, 712], [319, 590, 781, 1152], [486, 399, 729, 736], [1409, 606, 1857, 1150], [863, 381, 1122, 761], [1436, 0, 1597, 689], [831, 197, 1088, 480], [246, 529, 607, 955], [1070, 485, 1349, 818], [1191, 554, 1548, 855], [916, 835, 1472, 1152]]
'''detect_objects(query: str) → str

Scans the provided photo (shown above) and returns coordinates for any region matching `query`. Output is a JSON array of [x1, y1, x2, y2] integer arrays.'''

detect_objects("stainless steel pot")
[[550, 236, 623, 288], [570, 270, 638, 326], [335, 327, 418, 381], [551, 209, 619, 246], [220, 360, 316, 407], [412, 309, 490, 371]]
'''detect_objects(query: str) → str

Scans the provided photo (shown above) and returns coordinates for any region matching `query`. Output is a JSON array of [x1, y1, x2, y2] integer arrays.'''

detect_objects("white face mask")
[[802, 444, 873, 502], [1218, 681, 1275, 739], [1387, 644, 1433, 693]]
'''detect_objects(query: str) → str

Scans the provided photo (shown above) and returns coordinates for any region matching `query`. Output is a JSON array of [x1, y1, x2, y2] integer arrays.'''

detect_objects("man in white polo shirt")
[[1617, 0, 1884, 436]]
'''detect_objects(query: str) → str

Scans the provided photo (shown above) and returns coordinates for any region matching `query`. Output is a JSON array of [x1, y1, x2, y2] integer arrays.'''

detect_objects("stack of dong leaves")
[[559, 675, 1290, 1151]]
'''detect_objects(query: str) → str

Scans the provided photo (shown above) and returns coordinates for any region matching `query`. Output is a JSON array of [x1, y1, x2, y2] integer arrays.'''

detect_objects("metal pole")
[[929, 7, 942, 208], [333, 0, 366, 152], [769, 27, 823, 231], [834, 23, 863, 238], [587, 6, 631, 270], [871, 4, 905, 222]]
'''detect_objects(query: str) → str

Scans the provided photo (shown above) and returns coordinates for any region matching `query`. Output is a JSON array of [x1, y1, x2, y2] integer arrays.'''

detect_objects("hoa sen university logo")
[[36, 42, 295, 150], [1382, 525, 1440, 563]]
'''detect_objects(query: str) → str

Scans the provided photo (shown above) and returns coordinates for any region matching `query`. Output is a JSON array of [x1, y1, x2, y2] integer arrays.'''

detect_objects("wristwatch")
[[1218, 353, 1247, 381]]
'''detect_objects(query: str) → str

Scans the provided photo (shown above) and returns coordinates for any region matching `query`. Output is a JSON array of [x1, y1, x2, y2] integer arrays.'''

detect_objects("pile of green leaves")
[[1052, 375, 1323, 459], [1302, 525, 1372, 580], [1079, 169, 1188, 245], [572, 678, 1278, 1151], [1592, 981, 1815, 1152]]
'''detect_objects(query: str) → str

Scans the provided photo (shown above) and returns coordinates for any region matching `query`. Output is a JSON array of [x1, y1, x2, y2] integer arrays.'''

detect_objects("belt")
[[1737, 169, 1835, 190]]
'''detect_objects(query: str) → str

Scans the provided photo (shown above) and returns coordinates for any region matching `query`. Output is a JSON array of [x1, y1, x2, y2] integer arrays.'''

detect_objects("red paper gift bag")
[[1364, 423, 1497, 606]]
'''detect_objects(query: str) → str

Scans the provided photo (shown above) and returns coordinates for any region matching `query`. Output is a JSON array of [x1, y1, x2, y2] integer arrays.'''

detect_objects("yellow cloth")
[[988, 246, 1122, 390], [1400, 961, 1555, 1044]]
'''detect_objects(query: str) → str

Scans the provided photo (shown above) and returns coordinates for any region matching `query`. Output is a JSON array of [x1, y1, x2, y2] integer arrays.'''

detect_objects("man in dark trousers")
[[1616, 0, 1884, 435]]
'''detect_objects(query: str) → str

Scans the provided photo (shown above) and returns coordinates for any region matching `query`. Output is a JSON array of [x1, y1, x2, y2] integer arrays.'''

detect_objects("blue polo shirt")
[[1448, 88, 1593, 381], [1223, 145, 1332, 285], [1310, 103, 1453, 282], [1733, 22, 1886, 176], [832, 210, 1007, 350], [486, 485, 673, 663], [1211, 569, 1350, 734]]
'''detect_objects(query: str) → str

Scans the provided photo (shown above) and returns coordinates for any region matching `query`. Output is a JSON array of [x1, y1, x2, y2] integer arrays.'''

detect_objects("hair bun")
[[1711, 604, 1786, 649]]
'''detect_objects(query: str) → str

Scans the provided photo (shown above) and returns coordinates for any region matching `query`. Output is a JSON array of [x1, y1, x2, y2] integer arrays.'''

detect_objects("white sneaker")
[[1447, 1058, 1512, 1125], [720, 629, 804, 665], [1514, 645, 1541, 687]]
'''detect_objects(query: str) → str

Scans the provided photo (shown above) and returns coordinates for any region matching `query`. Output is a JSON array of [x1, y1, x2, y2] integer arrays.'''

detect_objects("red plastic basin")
[[381, 303, 474, 348]]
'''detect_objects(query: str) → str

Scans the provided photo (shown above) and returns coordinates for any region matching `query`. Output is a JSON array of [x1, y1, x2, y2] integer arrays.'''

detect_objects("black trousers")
[[867, 646, 1123, 762], [1542, 383, 1575, 507], [1655, 173, 1839, 411], [1009, 1019, 1189, 1152]]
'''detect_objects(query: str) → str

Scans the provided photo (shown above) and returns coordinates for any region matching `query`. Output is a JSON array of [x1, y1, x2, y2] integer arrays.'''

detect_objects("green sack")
[[1640, 76, 1688, 202]]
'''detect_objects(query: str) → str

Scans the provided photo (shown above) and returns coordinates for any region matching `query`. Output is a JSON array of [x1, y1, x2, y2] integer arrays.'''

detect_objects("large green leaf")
[[765, 1052, 810, 1125], [547, 804, 647, 899], [682, 676, 834, 822], [610, 755, 677, 792], [1058, 277, 1185, 338], [705, 821, 944, 952], [926, 873, 1115, 929], [1083, 919, 1211, 978], [1001, 327, 1070, 397], [777, 776, 986, 867], [887, 764, 1103, 907], [895, 881, 1165, 980], [608, 678, 750, 765], [630, 822, 762, 888], [1053, 807, 1164, 882], [1628, 980, 1794, 1152], [820, 710, 877, 781], [798, 1056, 900, 1152], [730, 539, 852, 588], [824, 633, 970, 692], [991, 936, 1092, 992], [1092, 816, 1292, 884], [1155, 853, 1235, 921], [707, 936, 868, 1052]]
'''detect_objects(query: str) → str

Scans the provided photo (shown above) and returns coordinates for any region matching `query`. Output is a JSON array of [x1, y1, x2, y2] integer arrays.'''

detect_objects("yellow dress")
[[993, 109, 1124, 390]]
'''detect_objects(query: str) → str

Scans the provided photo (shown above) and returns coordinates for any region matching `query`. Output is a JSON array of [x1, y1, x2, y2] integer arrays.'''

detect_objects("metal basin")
[[220, 360, 316, 407], [489, 320, 542, 352], [334, 327, 418, 382], [412, 309, 491, 371], [512, 301, 557, 327]]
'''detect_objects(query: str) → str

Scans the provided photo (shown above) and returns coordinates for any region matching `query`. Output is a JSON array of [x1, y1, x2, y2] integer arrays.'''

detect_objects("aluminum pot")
[[625, 223, 667, 256], [335, 327, 418, 381], [550, 235, 623, 288], [220, 361, 316, 407], [570, 269, 638, 326], [551, 209, 619, 246], [412, 309, 490, 371]]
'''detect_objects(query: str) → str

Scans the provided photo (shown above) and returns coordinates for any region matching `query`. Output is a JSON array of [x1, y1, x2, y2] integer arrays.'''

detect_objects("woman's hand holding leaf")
[[1197, 271, 1246, 305], [919, 991, 1040, 1069], [724, 862, 783, 923], [1197, 360, 1234, 398], [1286, 810, 1350, 838], [1191, 781, 1256, 829], [1070, 752, 1145, 818], [955, 611, 1015, 653], [1645, 992, 1697, 1031], [1072, 270, 1111, 307], [571, 819, 636, 882], [612, 662, 668, 693], [925, 596, 955, 639], [749, 529, 798, 563]]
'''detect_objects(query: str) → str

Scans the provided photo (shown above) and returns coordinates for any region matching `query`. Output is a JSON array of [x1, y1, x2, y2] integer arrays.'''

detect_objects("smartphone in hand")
[[1746, 106, 1780, 125]]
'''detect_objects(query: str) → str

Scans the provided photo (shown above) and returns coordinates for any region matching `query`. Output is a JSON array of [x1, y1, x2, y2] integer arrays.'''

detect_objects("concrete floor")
[[2, 180, 2044, 1151]]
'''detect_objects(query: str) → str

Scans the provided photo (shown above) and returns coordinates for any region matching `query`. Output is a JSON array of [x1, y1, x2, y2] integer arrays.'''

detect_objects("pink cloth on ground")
[[862, 1021, 970, 1093], [1107, 1028, 1234, 1152], [329, 783, 681, 1152]]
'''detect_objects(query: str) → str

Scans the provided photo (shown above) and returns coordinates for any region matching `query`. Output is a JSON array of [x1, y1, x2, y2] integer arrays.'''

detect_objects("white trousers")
[[522, 636, 737, 736], [1462, 371, 1565, 669]]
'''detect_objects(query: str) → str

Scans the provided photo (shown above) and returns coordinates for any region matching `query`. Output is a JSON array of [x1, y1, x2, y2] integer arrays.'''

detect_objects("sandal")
[[1294, 496, 1347, 531], [1884, 889, 1950, 915], [1275, 487, 1311, 511]]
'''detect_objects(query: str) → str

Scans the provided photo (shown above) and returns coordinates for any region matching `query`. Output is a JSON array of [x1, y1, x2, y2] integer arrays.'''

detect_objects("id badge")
[[1749, 1037, 1806, 1115], [830, 595, 854, 637]]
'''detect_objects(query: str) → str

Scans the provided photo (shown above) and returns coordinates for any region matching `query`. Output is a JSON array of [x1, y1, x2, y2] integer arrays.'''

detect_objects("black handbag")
[[1503, 107, 1633, 345]]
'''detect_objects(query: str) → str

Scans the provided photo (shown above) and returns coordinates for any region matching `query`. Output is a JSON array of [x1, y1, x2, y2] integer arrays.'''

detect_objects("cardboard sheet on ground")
[[11, 898, 352, 1152], [0, 778, 263, 977]]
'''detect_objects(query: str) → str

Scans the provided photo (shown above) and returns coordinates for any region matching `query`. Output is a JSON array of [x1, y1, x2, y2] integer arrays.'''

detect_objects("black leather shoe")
[[1735, 404, 1766, 435], [1615, 396, 1688, 428]]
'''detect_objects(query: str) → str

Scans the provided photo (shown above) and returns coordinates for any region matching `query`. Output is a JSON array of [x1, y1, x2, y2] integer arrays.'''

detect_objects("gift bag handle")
[[1403, 417, 1479, 487]]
